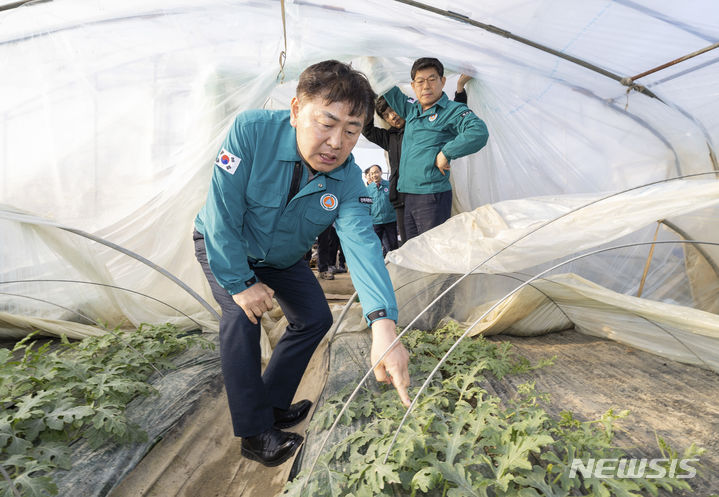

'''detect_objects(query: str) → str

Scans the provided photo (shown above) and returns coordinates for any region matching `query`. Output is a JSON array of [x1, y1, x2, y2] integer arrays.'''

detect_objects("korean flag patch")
[[215, 148, 241, 175]]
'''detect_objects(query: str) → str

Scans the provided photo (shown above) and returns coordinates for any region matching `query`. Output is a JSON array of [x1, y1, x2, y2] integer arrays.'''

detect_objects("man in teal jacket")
[[382, 57, 489, 240], [365, 164, 398, 255], [193, 60, 410, 467]]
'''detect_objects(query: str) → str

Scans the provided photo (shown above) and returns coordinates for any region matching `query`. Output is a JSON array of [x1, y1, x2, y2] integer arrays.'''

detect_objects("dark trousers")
[[317, 225, 344, 272], [193, 231, 333, 437], [373, 222, 398, 256], [394, 205, 406, 245], [404, 190, 452, 241]]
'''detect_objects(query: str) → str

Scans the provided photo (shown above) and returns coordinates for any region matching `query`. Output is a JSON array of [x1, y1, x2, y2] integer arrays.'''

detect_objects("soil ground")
[[483, 331, 719, 496]]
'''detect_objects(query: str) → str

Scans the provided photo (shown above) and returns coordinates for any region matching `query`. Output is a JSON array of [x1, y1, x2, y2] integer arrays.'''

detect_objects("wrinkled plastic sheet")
[[49, 332, 222, 496]]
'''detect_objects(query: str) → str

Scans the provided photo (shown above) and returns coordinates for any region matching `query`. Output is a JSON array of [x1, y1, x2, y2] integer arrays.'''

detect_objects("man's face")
[[410, 67, 446, 110], [290, 94, 364, 173], [381, 108, 405, 129], [368, 166, 382, 184]]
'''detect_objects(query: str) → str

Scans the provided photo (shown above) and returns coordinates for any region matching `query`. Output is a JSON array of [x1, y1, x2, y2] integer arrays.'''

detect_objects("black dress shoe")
[[273, 399, 313, 429], [241, 427, 303, 467]]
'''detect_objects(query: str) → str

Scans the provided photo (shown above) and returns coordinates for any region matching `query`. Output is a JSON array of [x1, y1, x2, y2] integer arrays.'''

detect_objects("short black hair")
[[375, 96, 390, 117], [411, 57, 444, 80], [364, 164, 381, 175], [296, 60, 376, 124]]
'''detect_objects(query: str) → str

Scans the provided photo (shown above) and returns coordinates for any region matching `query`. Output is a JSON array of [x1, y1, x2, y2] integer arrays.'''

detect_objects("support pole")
[[637, 221, 662, 298]]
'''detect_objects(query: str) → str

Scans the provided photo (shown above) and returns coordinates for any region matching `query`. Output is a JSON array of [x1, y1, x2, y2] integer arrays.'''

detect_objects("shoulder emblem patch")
[[215, 148, 241, 175], [321, 193, 338, 211]]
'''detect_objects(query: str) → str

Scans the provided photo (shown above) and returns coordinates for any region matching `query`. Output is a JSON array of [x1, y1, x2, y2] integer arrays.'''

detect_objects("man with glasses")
[[382, 58, 489, 240], [363, 74, 472, 245]]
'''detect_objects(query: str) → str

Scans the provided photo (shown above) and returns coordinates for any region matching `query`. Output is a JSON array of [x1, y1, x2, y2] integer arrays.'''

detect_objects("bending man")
[[193, 60, 410, 467]]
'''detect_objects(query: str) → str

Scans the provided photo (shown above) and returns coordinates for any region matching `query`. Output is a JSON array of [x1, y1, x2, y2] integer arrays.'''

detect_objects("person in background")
[[316, 224, 346, 279], [381, 58, 489, 240], [363, 73, 472, 244], [365, 164, 398, 256], [192, 60, 410, 468]]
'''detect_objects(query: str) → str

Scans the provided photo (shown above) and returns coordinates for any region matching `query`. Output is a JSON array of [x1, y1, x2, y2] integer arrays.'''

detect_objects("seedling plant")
[[284, 321, 703, 497], [0, 323, 211, 497]]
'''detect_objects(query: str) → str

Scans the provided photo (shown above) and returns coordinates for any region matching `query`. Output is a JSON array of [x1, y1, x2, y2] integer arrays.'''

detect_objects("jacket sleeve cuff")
[[225, 274, 258, 295], [441, 146, 456, 161], [365, 307, 399, 325]]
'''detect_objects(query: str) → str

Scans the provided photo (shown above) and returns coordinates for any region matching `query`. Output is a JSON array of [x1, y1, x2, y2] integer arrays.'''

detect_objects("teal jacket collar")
[[420, 92, 449, 116]]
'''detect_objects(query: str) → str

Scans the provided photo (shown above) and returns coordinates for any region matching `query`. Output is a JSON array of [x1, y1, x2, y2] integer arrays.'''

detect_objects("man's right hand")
[[370, 319, 411, 407], [232, 282, 275, 324]]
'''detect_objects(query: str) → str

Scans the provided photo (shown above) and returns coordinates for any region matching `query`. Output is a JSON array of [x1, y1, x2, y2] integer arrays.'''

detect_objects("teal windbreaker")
[[366, 179, 397, 225], [195, 110, 398, 324], [382, 86, 489, 194]]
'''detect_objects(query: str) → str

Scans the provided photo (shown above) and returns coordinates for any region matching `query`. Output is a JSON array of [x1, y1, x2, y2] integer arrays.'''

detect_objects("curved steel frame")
[[0, 279, 216, 332], [1, 208, 220, 322], [382, 239, 719, 463], [0, 291, 164, 377]]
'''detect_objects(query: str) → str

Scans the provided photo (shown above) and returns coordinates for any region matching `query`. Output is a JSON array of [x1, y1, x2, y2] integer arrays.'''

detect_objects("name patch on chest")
[[359, 196, 373, 204]]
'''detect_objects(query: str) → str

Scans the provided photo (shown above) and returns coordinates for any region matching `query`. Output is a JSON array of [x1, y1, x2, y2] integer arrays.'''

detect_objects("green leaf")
[[436, 461, 489, 497], [32, 442, 72, 471], [44, 404, 94, 431], [603, 478, 647, 497], [495, 432, 554, 482], [363, 461, 400, 492], [410, 466, 439, 492], [91, 405, 124, 432], [514, 467, 569, 497], [8, 469, 58, 497], [14, 417, 46, 443], [443, 413, 472, 465], [13, 391, 55, 421], [1, 453, 34, 470], [0, 349, 11, 366], [5, 432, 33, 456]]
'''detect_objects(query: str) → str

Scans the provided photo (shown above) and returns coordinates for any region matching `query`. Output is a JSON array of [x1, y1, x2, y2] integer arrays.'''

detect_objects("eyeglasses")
[[413, 75, 439, 86]]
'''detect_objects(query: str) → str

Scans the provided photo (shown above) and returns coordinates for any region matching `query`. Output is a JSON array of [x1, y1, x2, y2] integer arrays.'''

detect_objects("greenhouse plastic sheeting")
[[1, 0, 719, 370], [432, 273, 719, 371]]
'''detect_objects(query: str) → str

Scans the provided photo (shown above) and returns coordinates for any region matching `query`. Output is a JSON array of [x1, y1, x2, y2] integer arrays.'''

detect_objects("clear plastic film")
[[0, 0, 717, 374]]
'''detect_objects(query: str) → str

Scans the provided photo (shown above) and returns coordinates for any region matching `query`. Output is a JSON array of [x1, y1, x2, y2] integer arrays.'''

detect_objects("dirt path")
[[484, 330, 719, 495]]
